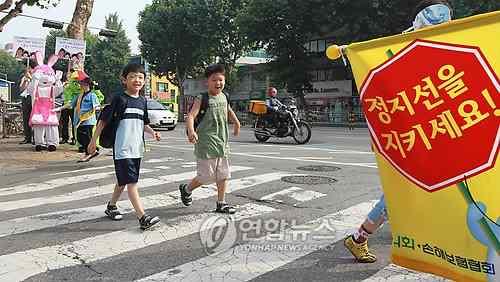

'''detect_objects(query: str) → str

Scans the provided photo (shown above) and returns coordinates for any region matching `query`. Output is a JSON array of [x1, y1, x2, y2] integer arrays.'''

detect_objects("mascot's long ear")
[[35, 51, 44, 66], [47, 55, 58, 68]]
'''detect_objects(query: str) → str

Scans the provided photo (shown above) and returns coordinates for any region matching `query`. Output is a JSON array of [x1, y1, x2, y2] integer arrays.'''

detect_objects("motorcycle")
[[252, 98, 312, 144]]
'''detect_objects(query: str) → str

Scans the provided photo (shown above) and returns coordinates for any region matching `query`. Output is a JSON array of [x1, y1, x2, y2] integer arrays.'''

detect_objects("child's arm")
[[186, 99, 201, 144], [88, 120, 106, 154], [144, 124, 161, 141], [228, 107, 241, 136]]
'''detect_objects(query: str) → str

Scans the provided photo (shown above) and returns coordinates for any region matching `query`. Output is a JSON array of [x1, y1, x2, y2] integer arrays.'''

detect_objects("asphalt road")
[[0, 125, 447, 282]]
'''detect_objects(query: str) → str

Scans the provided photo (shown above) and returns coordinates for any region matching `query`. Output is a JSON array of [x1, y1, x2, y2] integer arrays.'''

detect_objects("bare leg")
[[127, 183, 145, 218], [186, 177, 203, 193], [109, 184, 125, 205], [216, 179, 228, 202]]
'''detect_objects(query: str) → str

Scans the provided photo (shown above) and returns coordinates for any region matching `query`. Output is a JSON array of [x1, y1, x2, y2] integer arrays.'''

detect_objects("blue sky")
[[0, 0, 152, 54]]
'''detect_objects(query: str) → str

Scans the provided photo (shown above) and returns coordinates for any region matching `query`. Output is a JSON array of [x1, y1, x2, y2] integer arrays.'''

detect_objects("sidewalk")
[[0, 137, 89, 174]]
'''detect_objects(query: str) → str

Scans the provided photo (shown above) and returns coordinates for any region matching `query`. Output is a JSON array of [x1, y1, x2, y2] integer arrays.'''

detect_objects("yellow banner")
[[345, 11, 499, 281]]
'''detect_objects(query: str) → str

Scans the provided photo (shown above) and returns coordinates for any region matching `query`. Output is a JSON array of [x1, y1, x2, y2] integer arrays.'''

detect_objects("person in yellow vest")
[[71, 71, 100, 162]]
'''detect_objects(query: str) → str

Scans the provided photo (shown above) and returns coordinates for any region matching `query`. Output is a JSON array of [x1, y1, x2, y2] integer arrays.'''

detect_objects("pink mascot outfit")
[[28, 51, 63, 152]]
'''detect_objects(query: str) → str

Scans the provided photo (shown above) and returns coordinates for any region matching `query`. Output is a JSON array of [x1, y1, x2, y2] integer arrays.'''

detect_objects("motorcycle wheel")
[[255, 131, 270, 142], [292, 121, 311, 144], [254, 118, 270, 143]]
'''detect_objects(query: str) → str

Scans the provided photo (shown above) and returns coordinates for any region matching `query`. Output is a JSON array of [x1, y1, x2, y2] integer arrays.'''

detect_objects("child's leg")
[[127, 183, 145, 218], [216, 179, 228, 203], [186, 159, 216, 193], [109, 184, 125, 205], [214, 158, 235, 214], [353, 195, 387, 242], [187, 177, 203, 193], [80, 125, 93, 155], [128, 182, 160, 230]]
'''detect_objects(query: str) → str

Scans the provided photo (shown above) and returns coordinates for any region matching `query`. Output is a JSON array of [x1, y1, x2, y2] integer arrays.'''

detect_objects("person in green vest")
[[60, 70, 81, 145]]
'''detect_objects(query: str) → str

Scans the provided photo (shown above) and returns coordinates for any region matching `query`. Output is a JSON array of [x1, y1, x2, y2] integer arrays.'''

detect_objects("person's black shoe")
[[19, 140, 30, 144], [215, 202, 236, 214], [78, 147, 85, 153], [48, 145, 56, 152], [35, 145, 43, 152], [139, 214, 160, 230], [105, 202, 123, 220], [179, 184, 193, 206], [69, 140, 76, 145], [60, 139, 68, 144]]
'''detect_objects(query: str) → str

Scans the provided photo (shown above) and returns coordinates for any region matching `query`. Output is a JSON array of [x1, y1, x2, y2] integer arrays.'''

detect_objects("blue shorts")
[[114, 158, 141, 186], [367, 195, 387, 224]]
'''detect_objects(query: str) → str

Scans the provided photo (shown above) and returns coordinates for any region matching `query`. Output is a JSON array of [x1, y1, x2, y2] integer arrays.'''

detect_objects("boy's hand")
[[87, 141, 97, 155], [187, 131, 198, 144], [154, 131, 161, 141], [233, 123, 240, 136]]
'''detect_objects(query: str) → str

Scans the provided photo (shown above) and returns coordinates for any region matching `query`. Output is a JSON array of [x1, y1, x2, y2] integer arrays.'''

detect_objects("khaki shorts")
[[196, 158, 231, 184]]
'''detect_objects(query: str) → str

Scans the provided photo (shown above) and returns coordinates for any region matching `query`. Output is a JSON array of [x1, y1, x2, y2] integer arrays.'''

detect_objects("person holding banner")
[[343, 0, 454, 263]]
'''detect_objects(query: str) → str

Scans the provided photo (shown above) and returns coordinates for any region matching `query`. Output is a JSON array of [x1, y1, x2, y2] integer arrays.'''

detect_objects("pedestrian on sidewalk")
[[88, 63, 162, 230], [71, 71, 100, 162], [59, 69, 79, 145], [19, 64, 34, 144], [343, 0, 453, 263], [179, 64, 241, 214]]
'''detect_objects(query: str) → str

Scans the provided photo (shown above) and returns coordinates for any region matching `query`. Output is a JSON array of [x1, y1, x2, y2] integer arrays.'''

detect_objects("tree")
[[90, 13, 131, 102], [238, 0, 340, 100], [0, 0, 59, 32], [238, 0, 500, 102], [0, 49, 26, 100], [66, 0, 94, 39], [138, 0, 212, 119], [202, 0, 254, 90], [450, 0, 500, 18]]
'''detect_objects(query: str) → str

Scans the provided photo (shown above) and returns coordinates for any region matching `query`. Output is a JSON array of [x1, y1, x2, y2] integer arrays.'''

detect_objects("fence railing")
[[1, 101, 23, 138]]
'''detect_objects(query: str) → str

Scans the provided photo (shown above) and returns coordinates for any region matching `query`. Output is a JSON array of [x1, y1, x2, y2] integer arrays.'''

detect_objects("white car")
[[147, 98, 177, 131]]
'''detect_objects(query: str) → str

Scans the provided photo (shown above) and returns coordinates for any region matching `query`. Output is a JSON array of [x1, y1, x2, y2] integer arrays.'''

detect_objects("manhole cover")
[[297, 165, 341, 172], [281, 175, 337, 185]]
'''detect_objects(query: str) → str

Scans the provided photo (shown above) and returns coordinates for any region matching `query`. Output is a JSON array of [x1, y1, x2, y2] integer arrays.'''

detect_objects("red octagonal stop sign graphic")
[[360, 39, 500, 192]]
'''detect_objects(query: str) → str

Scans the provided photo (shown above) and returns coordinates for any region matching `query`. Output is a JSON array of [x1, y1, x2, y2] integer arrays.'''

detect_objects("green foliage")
[[0, 49, 25, 100], [450, 0, 500, 18], [90, 13, 131, 102], [25, 0, 61, 9], [138, 0, 211, 87], [238, 0, 499, 96]]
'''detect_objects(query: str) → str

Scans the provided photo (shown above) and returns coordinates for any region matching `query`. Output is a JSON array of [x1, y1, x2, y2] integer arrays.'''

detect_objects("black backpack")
[[98, 95, 128, 148], [186, 92, 230, 134]]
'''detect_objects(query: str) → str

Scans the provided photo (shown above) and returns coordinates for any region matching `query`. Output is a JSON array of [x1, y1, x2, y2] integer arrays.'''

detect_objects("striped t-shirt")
[[106, 92, 150, 160]]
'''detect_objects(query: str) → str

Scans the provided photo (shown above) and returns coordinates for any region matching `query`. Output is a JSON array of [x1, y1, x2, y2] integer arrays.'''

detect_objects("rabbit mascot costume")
[[28, 51, 63, 152]]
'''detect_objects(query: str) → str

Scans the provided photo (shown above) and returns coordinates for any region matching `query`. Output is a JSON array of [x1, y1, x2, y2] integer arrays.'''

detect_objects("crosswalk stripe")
[[0, 203, 276, 282], [48, 165, 115, 176], [150, 144, 378, 169], [0, 169, 152, 197], [0, 172, 289, 238], [0, 166, 253, 212], [146, 157, 184, 163], [362, 264, 449, 281], [136, 201, 376, 282], [260, 186, 327, 203]]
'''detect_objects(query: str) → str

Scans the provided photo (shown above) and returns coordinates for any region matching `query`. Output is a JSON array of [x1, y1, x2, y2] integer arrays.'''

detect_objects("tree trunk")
[[66, 0, 94, 40], [0, 0, 28, 32]]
